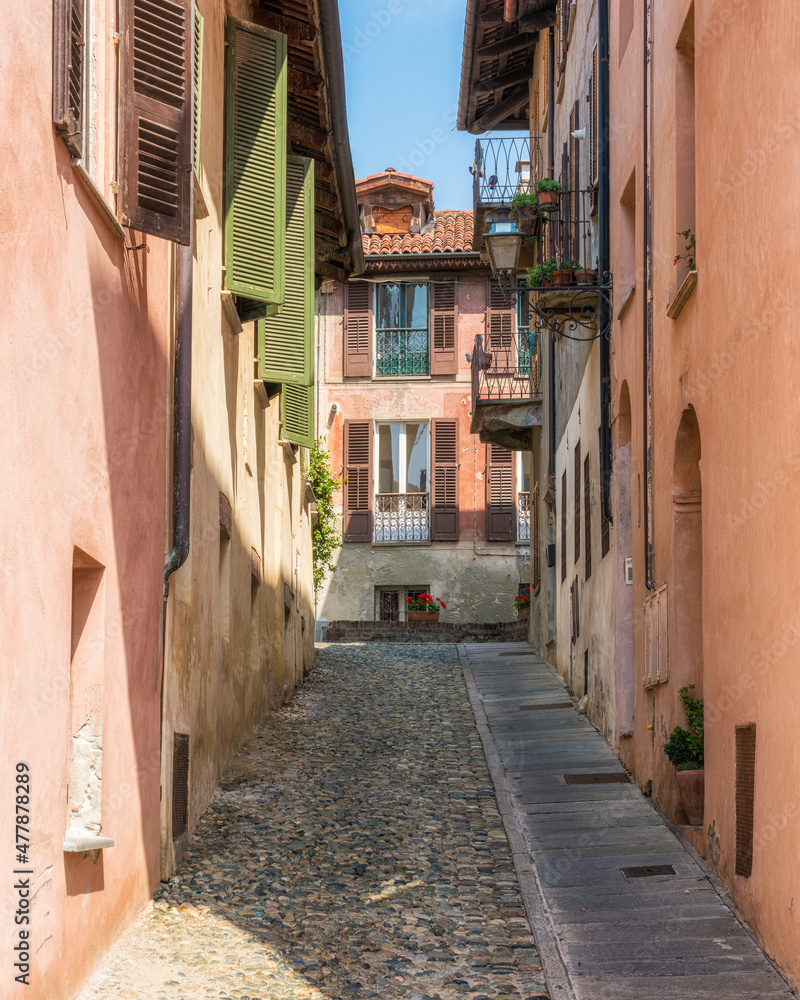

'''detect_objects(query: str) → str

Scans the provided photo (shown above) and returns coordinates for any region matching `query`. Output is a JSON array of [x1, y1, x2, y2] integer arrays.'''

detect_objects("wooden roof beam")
[[469, 84, 530, 133], [476, 33, 534, 59], [253, 10, 316, 42], [474, 65, 532, 94]]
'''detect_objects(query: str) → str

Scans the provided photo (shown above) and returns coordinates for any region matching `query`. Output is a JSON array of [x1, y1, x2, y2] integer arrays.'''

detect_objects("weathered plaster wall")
[[0, 3, 170, 997], [160, 0, 315, 880], [609, 0, 800, 986], [316, 274, 529, 624], [554, 342, 615, 736]]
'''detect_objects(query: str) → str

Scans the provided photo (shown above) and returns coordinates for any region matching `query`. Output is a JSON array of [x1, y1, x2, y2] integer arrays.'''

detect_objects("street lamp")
[[484, 209, 523, 287]]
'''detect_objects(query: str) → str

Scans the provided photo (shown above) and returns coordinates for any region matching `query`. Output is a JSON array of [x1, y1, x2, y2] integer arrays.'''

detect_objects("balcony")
[[470, 331, 542, 451], [472, 136, 539, 267], [517, 491, 531, 541], [374, 493, 429, 543], [376, 328, 429, 377]]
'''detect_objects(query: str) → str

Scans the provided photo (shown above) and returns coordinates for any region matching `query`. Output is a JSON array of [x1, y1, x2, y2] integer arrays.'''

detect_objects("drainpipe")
[[164, 241, 193, 592], [598, 0, 612, 522], [547, 26, 556, 482], [504, 0, 519, 23], [643, 0, 655, 590]]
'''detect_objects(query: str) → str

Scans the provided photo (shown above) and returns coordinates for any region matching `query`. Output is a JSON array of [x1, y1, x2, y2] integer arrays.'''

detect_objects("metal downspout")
[[643, 0, 655, 590], [547, 26, 556, 480], [598, 0, 612, 522]]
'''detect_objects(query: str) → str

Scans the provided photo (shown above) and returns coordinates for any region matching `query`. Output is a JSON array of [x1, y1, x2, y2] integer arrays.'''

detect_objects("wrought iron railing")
[[376, 328, 429, 376], [374, 493, 429, 543], [472, 137, 534, 207], [536, 189, 597, 274], [471, 332, 540, 405], [517, 491, 531, 541]]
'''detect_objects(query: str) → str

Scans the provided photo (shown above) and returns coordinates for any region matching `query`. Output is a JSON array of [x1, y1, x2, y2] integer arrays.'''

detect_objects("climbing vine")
[[308, 439, 344, 600]]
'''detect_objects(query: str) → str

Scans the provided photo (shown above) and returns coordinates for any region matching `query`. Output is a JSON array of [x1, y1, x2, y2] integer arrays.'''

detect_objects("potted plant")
[[541, 259, 554, 287], [527, 264, 543, 288], [663, 685, 704, 826], [674, 229, 696, 272], [552, 259, 575, 286], [514, 586, 531, 620], [406, 593, 446, 623], [536, 177, 563, 211], [575, 263, 597, 285], [510, 192, 539, 234]]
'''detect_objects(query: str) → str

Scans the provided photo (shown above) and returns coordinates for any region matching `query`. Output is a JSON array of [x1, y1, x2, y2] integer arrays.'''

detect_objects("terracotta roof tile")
[[363, 210, 474, 256]]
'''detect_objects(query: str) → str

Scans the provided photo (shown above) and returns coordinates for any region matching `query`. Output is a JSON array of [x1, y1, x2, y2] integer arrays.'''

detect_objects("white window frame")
[[374, 421, 430, 495]]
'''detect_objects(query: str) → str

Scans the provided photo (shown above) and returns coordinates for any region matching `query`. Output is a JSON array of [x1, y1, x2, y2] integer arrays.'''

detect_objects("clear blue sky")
[[339, 0, 478, 210]]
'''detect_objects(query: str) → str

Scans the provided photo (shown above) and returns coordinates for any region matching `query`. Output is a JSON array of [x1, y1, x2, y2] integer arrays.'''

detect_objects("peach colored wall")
[[0, 4, 170, 1000], [610, 0, 800, 986], [316, 275, 529, 622]]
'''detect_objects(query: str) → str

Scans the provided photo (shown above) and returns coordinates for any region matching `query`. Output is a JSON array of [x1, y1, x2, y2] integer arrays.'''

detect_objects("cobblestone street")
[[78, 644, 548, 1000]]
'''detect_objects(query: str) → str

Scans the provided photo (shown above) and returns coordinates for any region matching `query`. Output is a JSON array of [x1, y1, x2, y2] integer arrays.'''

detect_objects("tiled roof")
[[363, 210, 474, 256]]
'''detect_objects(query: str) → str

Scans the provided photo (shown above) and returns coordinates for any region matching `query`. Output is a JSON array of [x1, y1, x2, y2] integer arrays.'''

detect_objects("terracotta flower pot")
[[517, 607, 530, 620], [553, 268, 573, 286], [483, 352, 493, 370], [575, 268, 597, 285], [408, 610, 439, 623], [676, 769, 704, 826], [537, 190, 560, 210], [541, 278, 552, 287]]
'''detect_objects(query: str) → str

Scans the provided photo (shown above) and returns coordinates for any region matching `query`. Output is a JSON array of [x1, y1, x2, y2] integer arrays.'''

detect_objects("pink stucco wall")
[[0, 3, 170, 996], [610, 0, 800, 986]]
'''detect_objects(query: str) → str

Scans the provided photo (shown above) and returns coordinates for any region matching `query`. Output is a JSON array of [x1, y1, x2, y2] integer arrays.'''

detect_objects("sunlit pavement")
[[77, 643, 548, 1000]]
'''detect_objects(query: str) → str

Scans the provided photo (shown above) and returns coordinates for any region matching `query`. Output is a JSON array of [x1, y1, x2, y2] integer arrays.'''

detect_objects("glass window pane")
[[377, 284, 401, 330], [406, 283, 428, 329], [405, 423, 428, 494], [520, 452, 532, 494], [378, 424, 401, 493]]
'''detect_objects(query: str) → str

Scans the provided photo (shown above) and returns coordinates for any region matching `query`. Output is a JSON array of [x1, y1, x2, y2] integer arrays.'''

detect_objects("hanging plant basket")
[[537, 190, 561, 211], [511, 204, 539, 235]]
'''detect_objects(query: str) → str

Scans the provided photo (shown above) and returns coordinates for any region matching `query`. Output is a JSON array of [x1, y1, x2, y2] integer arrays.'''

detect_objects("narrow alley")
[[77, 644, 548, 1000]]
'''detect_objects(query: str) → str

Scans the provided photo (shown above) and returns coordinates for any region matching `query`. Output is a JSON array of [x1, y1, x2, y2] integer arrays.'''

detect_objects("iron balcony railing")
[[374, 493, 429, 543], [517, 491, 531, 541], [472, 136, 533, 208], [471, 332, 541, 405], [376, 328, 429, 377], [535, 189, 598, 276]]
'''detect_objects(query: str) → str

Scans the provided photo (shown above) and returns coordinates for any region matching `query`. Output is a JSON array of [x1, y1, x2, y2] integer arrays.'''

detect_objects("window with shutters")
[[574, 441, 581, 565], [376, 586, 429, 622], [584, 453, 592, 580], [644, 585, 669, 687], [486, 444, 515, 541], [222, 17, 287, 311], [119, 0, 195, 245], [375, 423, 429, 543], [589, 46, 599, 190], [430, 280, 458, 376], [344, 420, 373, 541], [568, 101, 580, 261], [53, 0, 86, 158], [193, 7, 204, 171], [517, 451, 531, 542], [561, 471, 567, 583], [344, 281, 372, 377], [376, 282, 429, 377], [260, 157, 314, 387], [431, 419, 459, 540]]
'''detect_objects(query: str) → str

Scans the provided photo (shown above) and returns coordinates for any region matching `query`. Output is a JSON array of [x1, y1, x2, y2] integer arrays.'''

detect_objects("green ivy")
[[663, 685, 704, 771], [308, 440, 343, 600]]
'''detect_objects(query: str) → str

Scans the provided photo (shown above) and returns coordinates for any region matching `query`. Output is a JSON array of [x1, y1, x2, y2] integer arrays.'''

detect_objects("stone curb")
[[457, 642, 577, 1000]]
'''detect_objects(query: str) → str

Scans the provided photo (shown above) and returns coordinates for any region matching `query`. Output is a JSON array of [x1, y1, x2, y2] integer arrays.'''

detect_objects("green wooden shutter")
[[193, 6, 204, 169], [224, 17, 287, 315], [259, 156, 314, 384], [281, 384, 315, 449]]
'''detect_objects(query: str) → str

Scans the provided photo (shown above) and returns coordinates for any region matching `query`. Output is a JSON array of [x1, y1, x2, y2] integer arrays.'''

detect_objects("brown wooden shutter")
[[430, 280, 457, 375], [590, 46, 599, 186], [53, 0, 85, 158], [120, 0, 193, 245], [570, 100, 581, 261], [561, 142, 569, 257], [344, 281, 372, 376], [486, 282, 514, 362], [486, 444, 515, 541], [431, 419, 459, 540], [344, 420, 373, 541]]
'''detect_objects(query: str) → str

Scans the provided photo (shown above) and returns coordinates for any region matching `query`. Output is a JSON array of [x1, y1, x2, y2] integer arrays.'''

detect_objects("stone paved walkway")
[[77, 643, 549, 1000], [459, 643, 797, 1000]]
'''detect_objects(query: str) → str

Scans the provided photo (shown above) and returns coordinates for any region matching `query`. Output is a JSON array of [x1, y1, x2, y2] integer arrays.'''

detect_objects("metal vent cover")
[[172, 732, 190, 840], [621, 864, 676, 879], [563, 772, 630, 785], [519, 702, 574, 711], [735, 724, 756, 878]]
